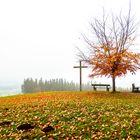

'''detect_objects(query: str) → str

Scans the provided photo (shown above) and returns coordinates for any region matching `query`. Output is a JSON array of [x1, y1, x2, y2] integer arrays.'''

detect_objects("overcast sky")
[[0, 0, 140, 88]]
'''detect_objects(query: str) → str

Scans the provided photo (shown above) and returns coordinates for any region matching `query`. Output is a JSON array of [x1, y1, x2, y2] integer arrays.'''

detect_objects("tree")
[[21, 78, 36, 93], [80, 6, 140, 92], [38, 78, 45, 92]]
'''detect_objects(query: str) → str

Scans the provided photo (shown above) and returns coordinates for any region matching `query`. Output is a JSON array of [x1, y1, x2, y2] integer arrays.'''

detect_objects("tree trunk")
[[112, 76, 116, 92]]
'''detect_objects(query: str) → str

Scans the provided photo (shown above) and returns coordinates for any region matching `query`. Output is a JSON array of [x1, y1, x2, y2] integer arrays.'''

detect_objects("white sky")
[[0, 0, 140, 88]]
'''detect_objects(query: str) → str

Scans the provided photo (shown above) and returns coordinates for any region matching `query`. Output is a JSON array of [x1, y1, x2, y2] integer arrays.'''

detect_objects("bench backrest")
[[132, 83, 135, 88], [91, 84, 110, 87]]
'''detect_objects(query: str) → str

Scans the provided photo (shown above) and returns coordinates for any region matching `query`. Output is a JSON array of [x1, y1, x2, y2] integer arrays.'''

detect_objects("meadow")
[[0, 91, 140, 139]]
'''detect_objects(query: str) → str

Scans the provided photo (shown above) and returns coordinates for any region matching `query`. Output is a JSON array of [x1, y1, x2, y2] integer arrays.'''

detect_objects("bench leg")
[[107, 87, 109, 91], [132, 87, 139, 92], [93, 87, 96, 91]]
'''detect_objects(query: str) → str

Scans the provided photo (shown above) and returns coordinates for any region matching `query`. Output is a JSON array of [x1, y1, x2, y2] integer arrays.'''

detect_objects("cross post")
[[73, 60, 88, 91]]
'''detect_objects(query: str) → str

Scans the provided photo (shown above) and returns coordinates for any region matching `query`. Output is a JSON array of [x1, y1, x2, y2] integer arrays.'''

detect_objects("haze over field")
[[0, 0, 140, 95]]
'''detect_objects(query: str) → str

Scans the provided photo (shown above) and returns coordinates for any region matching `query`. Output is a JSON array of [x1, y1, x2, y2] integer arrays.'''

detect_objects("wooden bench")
[[91, 84, 111, 91], [132, 83, 140, 92]]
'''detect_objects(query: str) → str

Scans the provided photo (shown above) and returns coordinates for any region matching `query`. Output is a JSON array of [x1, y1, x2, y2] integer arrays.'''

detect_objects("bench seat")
[[91, 84, 111, 91]]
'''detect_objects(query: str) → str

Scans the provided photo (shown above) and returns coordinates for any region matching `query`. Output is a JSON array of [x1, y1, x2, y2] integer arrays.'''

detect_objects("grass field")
[[0, 91, 140, 139]]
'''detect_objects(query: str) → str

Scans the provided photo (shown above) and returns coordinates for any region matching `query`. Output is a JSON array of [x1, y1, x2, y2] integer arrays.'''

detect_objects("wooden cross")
[[73, 60, 88, 91]]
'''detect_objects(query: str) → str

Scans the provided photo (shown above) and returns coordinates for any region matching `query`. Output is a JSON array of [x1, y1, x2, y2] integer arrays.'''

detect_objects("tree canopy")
[[80, 7, 140, 92]]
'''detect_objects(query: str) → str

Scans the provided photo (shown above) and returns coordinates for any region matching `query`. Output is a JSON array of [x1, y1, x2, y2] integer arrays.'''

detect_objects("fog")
[[0, 0, 140, 95]]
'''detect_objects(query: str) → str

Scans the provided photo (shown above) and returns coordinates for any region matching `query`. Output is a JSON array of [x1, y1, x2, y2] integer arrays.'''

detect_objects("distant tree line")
[[21, 78, 92, 93]]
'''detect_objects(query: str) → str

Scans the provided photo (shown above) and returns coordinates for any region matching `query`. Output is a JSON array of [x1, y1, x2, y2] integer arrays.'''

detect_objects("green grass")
[[0, 91, 140, 139]]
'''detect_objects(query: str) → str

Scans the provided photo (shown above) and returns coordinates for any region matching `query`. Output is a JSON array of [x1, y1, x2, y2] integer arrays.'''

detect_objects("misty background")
[[0, 0, 140, 96]]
